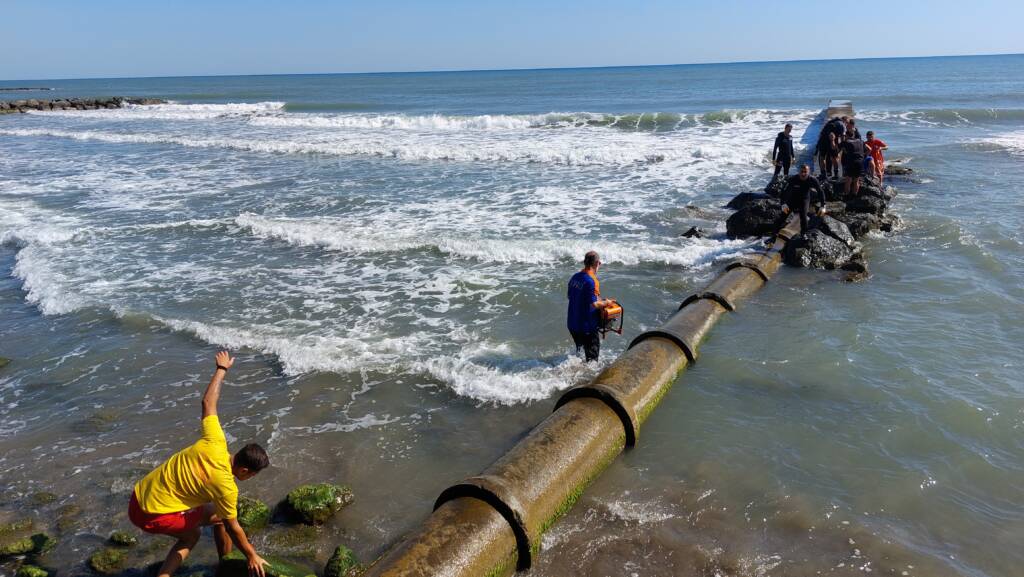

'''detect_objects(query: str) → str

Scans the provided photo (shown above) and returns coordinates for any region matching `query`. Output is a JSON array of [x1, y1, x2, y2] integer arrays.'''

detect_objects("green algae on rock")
[[29, 493, 57, 506], [237, 496, 271, 532], [88, 547, 126, 574], [262, 525, 318, 559], [108, 530, 138, 547], [0, 533, 52, 558], [284, 484, 353, 525], [218, 550, 315, 577], [16, 565, 49, 577], [325, 545, 364, 577], [0, 358, 10, 370], [0, 519, 33, 536]]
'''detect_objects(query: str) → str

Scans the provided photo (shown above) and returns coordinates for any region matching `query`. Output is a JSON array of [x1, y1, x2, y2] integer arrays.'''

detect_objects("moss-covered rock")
[[88, 547, 126, 574], [284, 484, 353, 525], [0, 357, 10, 370], [0, 536, 35, 557], [324, 545, 363, 577], [28, 533, 55, 556], [16, 565, 49, 577], [237, 496, 271, 533], [0, 519, 32, 536], [218, 550, 315, 577], [108, 530, 137, 547], [56, 505, 82, 533], [29, 493, 56, 506]]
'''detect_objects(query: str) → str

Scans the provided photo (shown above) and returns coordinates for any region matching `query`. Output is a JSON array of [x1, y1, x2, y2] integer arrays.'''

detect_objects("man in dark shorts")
[[131, 351, 270, 577], [840, 128, 868, 198], [567, 251, 613, 362], [816, 131, 838, 178], [781, 164, 827, 235], [772, 123, 796, 178]]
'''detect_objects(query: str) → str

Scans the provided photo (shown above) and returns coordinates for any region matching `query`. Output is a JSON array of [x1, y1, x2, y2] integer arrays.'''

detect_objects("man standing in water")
[[781, 164, 827, 235], [130, 351, 270, 577], [772, 123, 796, 178], [567, 251, 613, 362]]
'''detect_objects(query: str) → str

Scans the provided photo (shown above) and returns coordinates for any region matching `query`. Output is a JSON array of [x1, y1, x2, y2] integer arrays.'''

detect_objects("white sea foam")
[[966, 131, 1024, 156]]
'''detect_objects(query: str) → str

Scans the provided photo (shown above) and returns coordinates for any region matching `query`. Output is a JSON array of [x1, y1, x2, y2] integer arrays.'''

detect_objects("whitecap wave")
[[965, 130, 1024, 156], [26, 101, 286, 120]]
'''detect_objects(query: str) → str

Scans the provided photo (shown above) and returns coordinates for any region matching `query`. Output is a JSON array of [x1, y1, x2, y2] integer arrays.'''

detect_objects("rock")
[[30, 492, 56, 506], [325, 545, 363, 577], [108, 530, 137, 547], [885, 164, 913, 176], [763, 175, 786, 198], [841, 257, 870, 283], [860, 179, 897, 201], [845, 194, 887, 216], [88, 547, 126, 574], [73, 409, 119, 434], [880, 214, 898, 232], [783, 229, 853, 269], [0, 519, 32, 536], [680, 226, 706, 239], [835, 213, 879, 239], [725, 192, 771, 210], [237, 496, 271, 533], [284, 483, 354, 525], [725, 198, 785, 238], [809, 214, 856, 249], [0, 357, 10, 370], [0, 536, 35, 557], [824, 201, 846, 216], [218, 550, 315, 577], [16, 565, 49, 577], [0, 534, 51, 558]]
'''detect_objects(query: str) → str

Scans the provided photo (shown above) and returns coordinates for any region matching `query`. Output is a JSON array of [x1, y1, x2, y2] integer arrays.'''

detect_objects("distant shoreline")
[[0, 87, 54, 92]]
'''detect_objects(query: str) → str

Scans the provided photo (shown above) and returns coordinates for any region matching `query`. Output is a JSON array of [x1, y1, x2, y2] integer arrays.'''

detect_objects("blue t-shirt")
[[567, 271, 599, 333]]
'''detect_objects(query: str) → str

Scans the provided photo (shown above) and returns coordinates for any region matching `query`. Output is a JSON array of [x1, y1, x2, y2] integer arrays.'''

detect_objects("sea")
[[1, 54, 1022, 576]]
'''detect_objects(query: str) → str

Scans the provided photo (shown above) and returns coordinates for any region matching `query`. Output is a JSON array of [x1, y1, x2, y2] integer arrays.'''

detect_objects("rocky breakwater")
[[725, 174, 900, 281], [0, 96, 165, 114]]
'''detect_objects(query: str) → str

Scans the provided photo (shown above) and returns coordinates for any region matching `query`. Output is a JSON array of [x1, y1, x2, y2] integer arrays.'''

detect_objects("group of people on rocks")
[[771, 116, 889, 234]]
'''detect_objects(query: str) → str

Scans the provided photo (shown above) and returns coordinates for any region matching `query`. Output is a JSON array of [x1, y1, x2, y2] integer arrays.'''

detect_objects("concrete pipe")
[[363, 216, 802, 577]]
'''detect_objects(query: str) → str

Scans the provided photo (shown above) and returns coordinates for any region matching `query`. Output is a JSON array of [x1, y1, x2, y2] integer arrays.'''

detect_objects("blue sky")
[[2, 0, 1023, 79]]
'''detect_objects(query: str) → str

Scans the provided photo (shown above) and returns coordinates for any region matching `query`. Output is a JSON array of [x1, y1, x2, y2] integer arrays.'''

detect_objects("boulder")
[[835, 213, 880, 239], [763, 175, 786, 198], [218, 550, 315, 577], [0, 519, 32, 536], [726, 198, 785, 238], [842, 256, 870, 283], [860, 179, 897, 201], [16, 565, 49, 577], [237, 496, 271, 533], [108, 530, 137, 547], [30, 492, 56, 506], [1, 534, 52, 558], [0, 357, 9, 370], [783, 229, 853, 269], [824, 201, 846, 216], [284, 483, 354, 525], [325, 545, 363, 577], [845, 194, 887, 216], [885, 164, 913, 176], [88, 547, 126, 574], [680, 226, 706, 239], [809, 215, 856, 249], [725, 192, 771, 210]]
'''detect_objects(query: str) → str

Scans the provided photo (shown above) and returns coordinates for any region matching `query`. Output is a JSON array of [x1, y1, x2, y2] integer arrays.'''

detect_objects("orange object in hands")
[[599, 300, 624, 338]]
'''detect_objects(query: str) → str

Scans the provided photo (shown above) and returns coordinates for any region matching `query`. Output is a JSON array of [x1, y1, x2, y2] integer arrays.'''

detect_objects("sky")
[[2, 0, 1023, 80]]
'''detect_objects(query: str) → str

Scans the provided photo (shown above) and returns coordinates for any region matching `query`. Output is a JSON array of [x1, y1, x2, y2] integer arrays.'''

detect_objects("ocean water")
[[1, 55, 1022, 576]]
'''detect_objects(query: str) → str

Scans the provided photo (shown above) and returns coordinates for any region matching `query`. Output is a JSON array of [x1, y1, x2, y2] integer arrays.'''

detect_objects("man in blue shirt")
[[567, 251, 612, 362]]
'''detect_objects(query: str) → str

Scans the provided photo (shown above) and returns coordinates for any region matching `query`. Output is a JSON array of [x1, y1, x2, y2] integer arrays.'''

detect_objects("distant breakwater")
[[0, 96, 165, 114]]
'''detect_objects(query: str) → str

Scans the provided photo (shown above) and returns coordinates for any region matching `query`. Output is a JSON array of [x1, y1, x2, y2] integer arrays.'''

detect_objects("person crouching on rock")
[[130, 351, 270, 577], [567, 251, 614, 362], [781, 164, 827, 235], [772, 123, 795, 178]]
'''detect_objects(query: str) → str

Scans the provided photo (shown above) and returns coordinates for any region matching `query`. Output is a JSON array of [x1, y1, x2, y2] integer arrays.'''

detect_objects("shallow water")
[[1, 55, 1023, 576]]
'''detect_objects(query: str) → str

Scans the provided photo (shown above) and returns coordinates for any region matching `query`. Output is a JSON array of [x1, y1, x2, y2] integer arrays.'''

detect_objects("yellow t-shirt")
[[134, 415, 238, 519]]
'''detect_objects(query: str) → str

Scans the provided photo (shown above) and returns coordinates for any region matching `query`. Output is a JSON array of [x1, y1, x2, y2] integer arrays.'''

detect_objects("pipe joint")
[[555, 383, 639, 446], [725, 260, 769, 282], [435, 475, 533, 570], [680, 291, 736, 312]]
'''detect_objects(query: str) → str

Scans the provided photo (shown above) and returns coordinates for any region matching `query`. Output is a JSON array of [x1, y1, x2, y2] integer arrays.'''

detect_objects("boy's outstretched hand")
[[215, 351, 235, 371]]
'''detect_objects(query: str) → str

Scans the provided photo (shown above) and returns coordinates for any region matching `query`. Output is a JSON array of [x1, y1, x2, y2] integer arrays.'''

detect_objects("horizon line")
[[2, 51, 1022, 83]]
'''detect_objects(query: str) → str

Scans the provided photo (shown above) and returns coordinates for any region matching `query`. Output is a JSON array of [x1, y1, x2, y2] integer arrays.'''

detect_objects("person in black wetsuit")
[[772, 123, 795, 178], [846, 117, 862, 140], [781, 164, 827, 235], [840, 128, 867, 198], [817, 117, 845, 178]]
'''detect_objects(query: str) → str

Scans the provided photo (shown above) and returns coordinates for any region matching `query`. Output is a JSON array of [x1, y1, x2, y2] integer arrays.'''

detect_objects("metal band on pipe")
[[725, 260, 770, 282], [555, 383, 639, 447], [679, 291, 736, 312]]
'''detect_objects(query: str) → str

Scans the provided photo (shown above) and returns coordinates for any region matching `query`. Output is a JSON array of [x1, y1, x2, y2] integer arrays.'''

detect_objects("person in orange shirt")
[[130, 351, 270, 577], [865, 131, 889, 184]]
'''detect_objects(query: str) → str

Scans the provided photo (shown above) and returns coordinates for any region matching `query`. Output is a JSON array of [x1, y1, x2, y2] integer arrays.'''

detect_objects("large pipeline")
[[364, 212, 805, 577]]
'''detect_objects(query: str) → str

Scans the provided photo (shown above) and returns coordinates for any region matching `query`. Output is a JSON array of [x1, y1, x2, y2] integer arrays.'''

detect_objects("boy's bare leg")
[[157, 529, 201, 577], [201, 504, 234, 558]]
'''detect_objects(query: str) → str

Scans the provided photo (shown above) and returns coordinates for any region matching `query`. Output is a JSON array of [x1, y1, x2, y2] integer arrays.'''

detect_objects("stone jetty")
[[0, 96, 165, 114]]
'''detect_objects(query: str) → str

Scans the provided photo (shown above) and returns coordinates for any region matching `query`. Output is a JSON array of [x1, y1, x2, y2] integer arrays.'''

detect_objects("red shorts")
[[129, 493, 205, 535]]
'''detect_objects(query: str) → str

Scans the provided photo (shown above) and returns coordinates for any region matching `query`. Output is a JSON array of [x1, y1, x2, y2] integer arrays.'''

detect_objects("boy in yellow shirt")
[[130, 351, 270, 577]]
